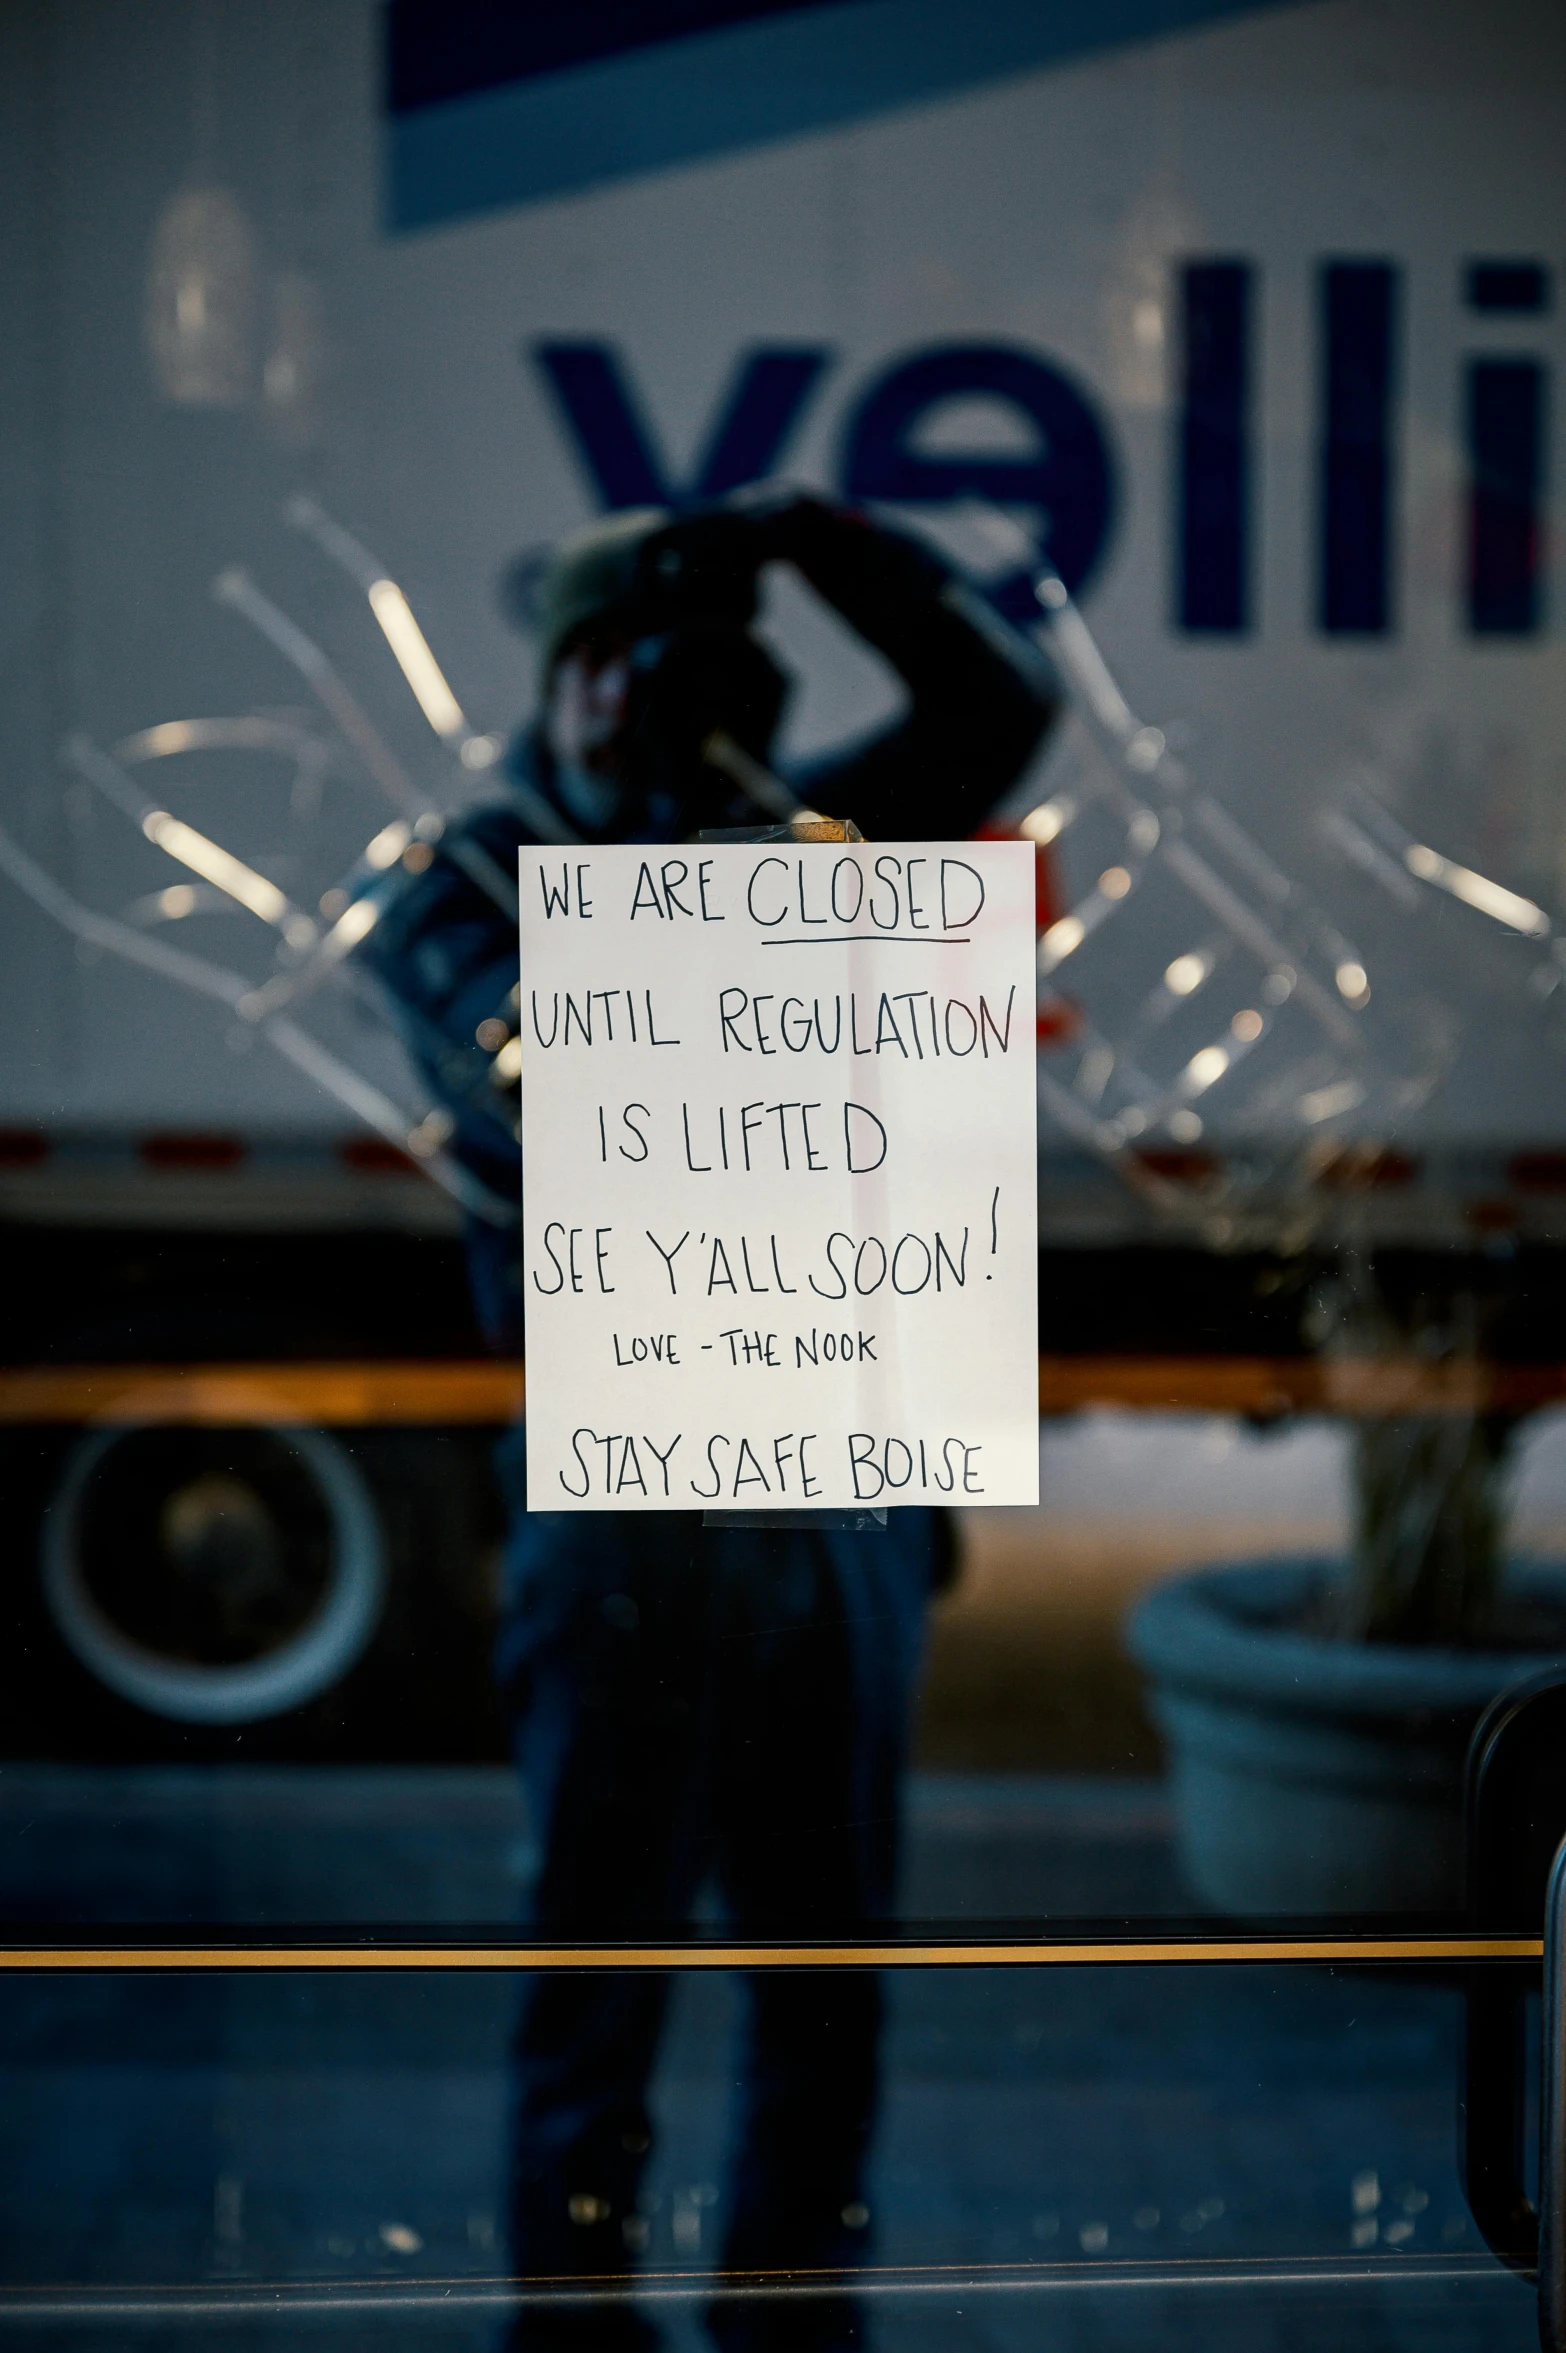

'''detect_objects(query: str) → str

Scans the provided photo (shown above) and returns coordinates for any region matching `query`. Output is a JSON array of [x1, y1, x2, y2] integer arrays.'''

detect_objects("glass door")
[[1, 0, 1563, 2345]]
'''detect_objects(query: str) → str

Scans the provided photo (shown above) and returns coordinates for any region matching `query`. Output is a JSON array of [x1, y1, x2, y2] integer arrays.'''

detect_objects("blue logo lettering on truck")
[[531, 337, 1118, 609], [532, 297, 1551, 641]]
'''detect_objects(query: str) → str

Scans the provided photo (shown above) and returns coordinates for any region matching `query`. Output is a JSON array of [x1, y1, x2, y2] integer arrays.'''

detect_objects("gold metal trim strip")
[[0, 1937, 1541, 1971]]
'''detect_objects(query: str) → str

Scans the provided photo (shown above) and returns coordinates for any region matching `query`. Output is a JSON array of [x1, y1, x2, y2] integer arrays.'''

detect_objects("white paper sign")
[[517, 840, 1039, 1513]]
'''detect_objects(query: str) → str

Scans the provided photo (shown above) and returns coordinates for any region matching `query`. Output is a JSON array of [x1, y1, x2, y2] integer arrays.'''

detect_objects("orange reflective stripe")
[[0, 1357, 1562, 1424]]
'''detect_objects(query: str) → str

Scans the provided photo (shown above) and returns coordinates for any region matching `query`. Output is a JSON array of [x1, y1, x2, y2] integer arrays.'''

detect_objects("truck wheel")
[[38, 1424, 386, 1725]]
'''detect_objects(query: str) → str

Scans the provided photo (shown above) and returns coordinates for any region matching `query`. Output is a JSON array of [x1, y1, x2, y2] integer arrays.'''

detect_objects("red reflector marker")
[[1510, 1152, 1566, 1194], [1134, 1148, 1220, 1184], [338, 1137, 417, 1176], [139, 1133, 246, 1171]]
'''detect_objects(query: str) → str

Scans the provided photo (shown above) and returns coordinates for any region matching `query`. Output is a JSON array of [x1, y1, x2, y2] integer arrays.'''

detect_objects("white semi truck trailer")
[[0, 0, 1561, 1750]]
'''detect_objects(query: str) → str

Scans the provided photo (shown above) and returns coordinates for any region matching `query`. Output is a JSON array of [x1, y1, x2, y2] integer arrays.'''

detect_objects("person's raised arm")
[[674, 492, 1062, 837]]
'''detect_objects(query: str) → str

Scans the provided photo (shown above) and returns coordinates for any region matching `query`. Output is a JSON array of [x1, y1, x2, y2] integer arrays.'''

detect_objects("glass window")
[[0, 2, 1562, 2340]]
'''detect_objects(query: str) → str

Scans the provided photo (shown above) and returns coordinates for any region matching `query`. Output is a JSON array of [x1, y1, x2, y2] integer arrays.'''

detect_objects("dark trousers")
[[492, 1455, 933, 2350]]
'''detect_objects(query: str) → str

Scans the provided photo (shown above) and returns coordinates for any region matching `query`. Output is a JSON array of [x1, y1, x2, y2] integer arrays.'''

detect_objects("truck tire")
[[38, 1423, 386, 1725]]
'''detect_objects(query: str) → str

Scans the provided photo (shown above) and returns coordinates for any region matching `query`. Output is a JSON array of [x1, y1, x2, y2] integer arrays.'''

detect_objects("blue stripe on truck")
[[385, 0, 1314, 234]]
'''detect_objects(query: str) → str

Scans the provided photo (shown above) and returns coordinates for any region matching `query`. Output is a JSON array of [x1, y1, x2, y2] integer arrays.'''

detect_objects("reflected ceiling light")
[[140, 811, 283, 926], [1038, 913, 1085, 971], [285, 498, 475, 751], [1230, 1008, 1264, 1042], [66, 731, 316, 950], [1334, 960, 1370, 1004], [118, 716, 313, 763], [1181, 1044, 1230, 1095], [140, 809, 315, 950], [323, 897, 380, 953], [1099, 866, 1132, 900], [127, 720, 207, 760], [1299, 1078, 1365, 1125], [145, 185, 258, 408], [366, 580, 467, 740], [1404, 842, 1550, 937], [1164, 951, 1207, 996], [125, 881, 213, 926], [363, 822, 412, 872], [1020, 796, 1071, 846]]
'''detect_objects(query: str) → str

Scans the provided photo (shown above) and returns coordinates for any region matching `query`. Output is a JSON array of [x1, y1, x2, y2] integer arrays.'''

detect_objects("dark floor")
[[0, 1768, 1540, 2349]]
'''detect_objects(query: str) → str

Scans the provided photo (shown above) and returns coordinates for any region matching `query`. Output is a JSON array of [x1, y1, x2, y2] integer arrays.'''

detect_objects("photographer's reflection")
[[495, 1483, 936, 2351], [364, 492, 1057, 2346]]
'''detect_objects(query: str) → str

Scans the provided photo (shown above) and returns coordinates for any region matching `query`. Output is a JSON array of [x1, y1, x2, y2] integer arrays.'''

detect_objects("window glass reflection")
[[8, 1403, 1566, 1930], [0, 0, 1564, 2334], [0, 1961, 1537, 2347]]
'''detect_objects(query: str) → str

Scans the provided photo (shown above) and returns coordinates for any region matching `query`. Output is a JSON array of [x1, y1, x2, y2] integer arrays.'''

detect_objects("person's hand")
[[634, 509, 767, 626]]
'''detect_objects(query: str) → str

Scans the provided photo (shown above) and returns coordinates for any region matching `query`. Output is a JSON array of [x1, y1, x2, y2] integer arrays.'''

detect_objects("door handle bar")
[[1541, 1834, 1566, 2350]]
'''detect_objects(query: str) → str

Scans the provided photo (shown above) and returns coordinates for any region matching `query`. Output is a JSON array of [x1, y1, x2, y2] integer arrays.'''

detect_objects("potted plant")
[[1127, 1261, 1566, 1915]]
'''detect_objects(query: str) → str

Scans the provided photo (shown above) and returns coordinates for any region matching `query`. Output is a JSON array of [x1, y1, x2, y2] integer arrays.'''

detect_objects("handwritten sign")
[[518, 841, 1039, 1512]]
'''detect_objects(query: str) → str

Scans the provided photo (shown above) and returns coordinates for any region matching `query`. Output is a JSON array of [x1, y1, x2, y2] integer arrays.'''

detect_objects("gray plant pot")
[[1126, 1558, 1566, 1916]]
